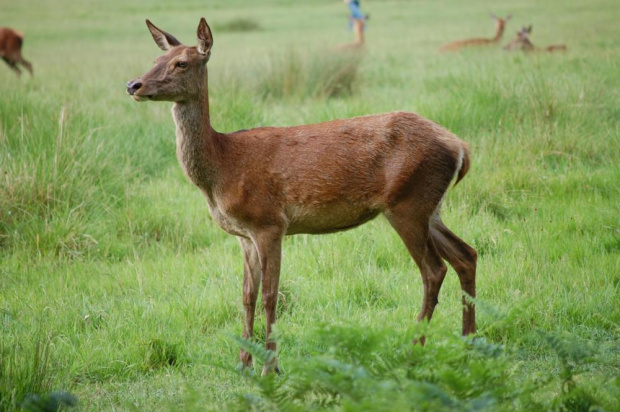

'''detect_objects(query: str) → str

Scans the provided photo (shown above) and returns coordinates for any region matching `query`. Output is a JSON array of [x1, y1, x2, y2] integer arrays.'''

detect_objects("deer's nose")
[[126, 80, 143, 95]]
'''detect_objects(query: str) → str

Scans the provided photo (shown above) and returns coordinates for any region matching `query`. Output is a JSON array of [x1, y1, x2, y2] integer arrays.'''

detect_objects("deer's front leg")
[[239, 236, 261, 369], [253, 227, 284, 376], [2, 57, 21, 77]]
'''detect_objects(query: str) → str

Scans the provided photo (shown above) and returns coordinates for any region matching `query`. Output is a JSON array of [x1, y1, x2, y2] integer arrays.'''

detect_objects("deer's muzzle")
[[126, 79, 143, 96]]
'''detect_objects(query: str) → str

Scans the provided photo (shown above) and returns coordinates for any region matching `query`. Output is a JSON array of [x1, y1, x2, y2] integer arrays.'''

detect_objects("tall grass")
[[0, 101, 123, 257], [256, 49, 363, 100], [0, 333, 54, 410]]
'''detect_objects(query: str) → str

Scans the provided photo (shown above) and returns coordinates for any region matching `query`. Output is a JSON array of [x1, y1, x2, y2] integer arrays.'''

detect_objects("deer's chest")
[[203, 193, 249, 237]]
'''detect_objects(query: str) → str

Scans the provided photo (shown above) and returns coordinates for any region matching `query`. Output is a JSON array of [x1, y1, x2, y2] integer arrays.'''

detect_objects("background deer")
[[127, 18, 477, 376], [439, 14, 512, 52], [504, 25, 567, 53], [0, 27, 33, 77]]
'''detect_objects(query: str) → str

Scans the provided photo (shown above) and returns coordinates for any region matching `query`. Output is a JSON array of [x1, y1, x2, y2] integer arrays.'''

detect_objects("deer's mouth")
[[126, 79, 154, 101], [131, 93, 153, 102]]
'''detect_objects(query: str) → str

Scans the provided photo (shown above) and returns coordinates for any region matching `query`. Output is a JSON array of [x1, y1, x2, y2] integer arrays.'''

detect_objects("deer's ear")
[[505, 14, 513, 21], [146, 19, 181, 51], [527, 25, 533, 33], [197, 18, 213, 57], [490, 13, 498, 20]]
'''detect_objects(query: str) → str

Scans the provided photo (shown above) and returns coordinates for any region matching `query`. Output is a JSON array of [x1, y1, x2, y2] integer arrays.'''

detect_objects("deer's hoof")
[[412, 336, 427, 346], [239, 350, 253, 368]]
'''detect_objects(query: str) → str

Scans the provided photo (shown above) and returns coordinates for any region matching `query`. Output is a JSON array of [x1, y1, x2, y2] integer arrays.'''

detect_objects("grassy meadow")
[[1, 0, 619, 410]]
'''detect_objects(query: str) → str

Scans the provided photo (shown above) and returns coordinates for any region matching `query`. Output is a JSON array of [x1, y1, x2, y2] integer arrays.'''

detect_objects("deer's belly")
[[204, 194, 381, 238], [285, 204, 381, 235]]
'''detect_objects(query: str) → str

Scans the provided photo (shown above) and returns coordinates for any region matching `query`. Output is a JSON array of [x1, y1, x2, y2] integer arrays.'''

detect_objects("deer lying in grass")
[[439, 14, 512, 52], [0, 27, 33, 77], [127, 18, 477, 375], [504, 25, 567, 53]]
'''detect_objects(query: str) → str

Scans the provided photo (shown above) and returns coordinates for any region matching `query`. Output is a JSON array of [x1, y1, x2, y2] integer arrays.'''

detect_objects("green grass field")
[[1, 0, 619, 410]]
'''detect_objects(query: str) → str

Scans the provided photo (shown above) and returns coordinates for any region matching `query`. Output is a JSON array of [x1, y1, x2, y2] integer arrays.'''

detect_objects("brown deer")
[[127, 18, 477, 375], [504, 26, 567, 53], [439, 14, 512, 52], [0, 27, 33, 77]]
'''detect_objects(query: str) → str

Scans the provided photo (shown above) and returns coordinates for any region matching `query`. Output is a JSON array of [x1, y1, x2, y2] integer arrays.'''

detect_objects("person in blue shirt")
[[346, 0, 366, 22], [343, 0, 369, 46]]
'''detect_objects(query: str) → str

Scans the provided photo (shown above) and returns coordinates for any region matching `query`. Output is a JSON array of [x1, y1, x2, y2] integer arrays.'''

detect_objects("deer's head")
[[504, 25, 535, 51], [490, 13, 512, 33], [126, 18, 213, 102]]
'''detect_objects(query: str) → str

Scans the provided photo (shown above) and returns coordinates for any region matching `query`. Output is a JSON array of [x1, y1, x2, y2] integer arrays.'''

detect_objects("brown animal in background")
[[127, 18, 477, 375], [0, 27, 33, 77], [504, 26, 535, 52], [440, 14, 512, 52], [504, 26, 567, 53]]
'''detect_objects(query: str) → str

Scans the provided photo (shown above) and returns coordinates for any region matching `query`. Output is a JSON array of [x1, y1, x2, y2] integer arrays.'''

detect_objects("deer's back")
[[440, 37, 495, 51]]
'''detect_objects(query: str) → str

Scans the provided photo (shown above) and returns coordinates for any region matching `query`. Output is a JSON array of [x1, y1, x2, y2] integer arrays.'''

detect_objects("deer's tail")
[[454, 142, 470, 186]]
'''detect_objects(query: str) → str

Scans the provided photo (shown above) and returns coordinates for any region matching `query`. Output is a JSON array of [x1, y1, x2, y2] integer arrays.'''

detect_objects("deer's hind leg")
[[19, 57, 33, 76], [430, 217, 477, 335], [385, 204, 448, 340]]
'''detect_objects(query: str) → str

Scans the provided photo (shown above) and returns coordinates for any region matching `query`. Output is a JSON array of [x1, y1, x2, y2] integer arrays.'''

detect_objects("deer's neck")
[[492, 24, 505, 42], [172, 88, 219, 191]]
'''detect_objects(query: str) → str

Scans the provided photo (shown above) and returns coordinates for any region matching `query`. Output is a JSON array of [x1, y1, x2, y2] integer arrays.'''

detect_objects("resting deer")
[[0, 27, 33, 77], [439, 14, 512, 52], [127, 18, 477, 375], [504, 25, 567, 53]]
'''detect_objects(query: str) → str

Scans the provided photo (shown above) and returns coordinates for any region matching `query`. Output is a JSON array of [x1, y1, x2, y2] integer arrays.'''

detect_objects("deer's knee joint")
[[435, 262, 448, 282], [468, 247, 478, 265], [454, 247, 477, 278], [262, 291, 278, 308], [243, 295, 257, 308]]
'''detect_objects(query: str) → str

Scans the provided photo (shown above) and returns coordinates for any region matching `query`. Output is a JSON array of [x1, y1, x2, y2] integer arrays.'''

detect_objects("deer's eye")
[[176, 61, 188, 68]]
